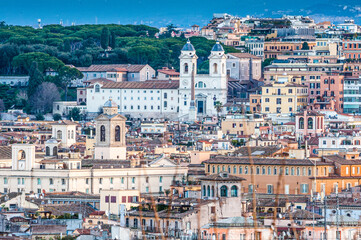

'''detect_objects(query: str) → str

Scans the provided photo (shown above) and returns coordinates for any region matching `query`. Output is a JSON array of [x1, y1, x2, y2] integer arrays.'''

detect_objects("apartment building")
[[260, 78, 308, 115]]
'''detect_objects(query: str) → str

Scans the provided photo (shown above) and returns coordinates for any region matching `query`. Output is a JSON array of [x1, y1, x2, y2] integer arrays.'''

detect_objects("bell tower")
[[179, 40, 198, 89], [94, 98, 127, 160], [209, 42, 227, 78]]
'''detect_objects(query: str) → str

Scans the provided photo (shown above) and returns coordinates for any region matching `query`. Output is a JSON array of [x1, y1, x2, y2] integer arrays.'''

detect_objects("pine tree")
[[100, 27, 110, 49], [27, 61, 44, 97]]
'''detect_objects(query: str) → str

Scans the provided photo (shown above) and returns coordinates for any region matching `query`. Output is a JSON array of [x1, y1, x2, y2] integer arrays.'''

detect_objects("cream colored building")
[[94, 99, 127, 160], [221, 113, 265, 136], [0, 103, 187, 195], [51, 121, 77, 148], [1, 143, 187, 195], [100, 189, 140, 214], [261, 76, 308, 114]]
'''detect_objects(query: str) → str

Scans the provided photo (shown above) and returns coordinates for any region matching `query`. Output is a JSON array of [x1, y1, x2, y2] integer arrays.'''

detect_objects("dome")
[[46, 138, 58, 144], [104, 98, 117, 108], [211, 41, 224, 52], [182, 40, 195, 51]]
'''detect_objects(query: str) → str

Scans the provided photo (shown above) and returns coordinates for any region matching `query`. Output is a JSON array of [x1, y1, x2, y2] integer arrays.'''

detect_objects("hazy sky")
[[1, 0, 360, 27]]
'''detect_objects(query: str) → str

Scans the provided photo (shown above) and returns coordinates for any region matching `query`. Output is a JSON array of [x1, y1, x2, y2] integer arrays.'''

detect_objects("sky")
[[0, 0, 360, 28]]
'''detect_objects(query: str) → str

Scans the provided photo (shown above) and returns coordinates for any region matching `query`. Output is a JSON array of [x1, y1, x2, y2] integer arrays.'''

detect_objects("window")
[[100, 125, 106, 142], [115, 126, 121, 142], [95, 84, 100, 92], [276, 98, 281, 104], [99, 178, 103, 184], [220, 185, 228, 197], [132, 177, 135, 184], [49, 178, 53, 185], [267, 185, 273, 194], [301, 184, 309, 193], [159, 176, 163, 183]]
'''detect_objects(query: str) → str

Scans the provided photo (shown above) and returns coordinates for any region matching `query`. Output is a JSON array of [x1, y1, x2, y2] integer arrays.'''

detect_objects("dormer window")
[[221, 172, 228, 178], [95, 84, 100, 93]]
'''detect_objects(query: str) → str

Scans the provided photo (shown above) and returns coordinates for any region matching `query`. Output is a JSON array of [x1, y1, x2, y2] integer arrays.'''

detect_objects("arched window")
[[297, 167, 300, 176], [18, 150, 26, 160], [231, 185, 238, 197], [115, 126, 121, 142], [291, 167, 294, 176], [308, 167, 312, 176], [274, 167, 277, 175], [256, 167, 260, 175], [268, 166, 271, 175], [195, 81, 206, 88], [100, 125, 106, 142], [220, 185, 228, 197], [57, 130, 62, 140], [299, 117, 304, 129], [213, 63, 218, 74], [184, 63, 189, 74], [308, 117, 313, 129], [53, 146, 58, 156], [207, 186, 210, 197], [245, 166, 248, 174], [95, 84, 100, 93], [262, 167, 266, 175], [211, 186, 215, 197], [203, 185, 206, 196], [46, 146, 50, 156], [212, 166, 215, 173], [303, 167, 306, 176], [222, 63, 225, 74]]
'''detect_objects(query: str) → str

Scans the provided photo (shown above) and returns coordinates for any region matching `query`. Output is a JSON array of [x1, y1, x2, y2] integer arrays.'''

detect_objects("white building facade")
[[85, 41, 228, 120]]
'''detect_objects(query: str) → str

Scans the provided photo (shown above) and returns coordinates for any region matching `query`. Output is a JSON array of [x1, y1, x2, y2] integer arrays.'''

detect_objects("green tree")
[[302, 42, 309, 50], [214, 101, 223, 121], [68, 107, 81, 121], [55, 66, 83, 101], [110, 31, 116, 49], [27, 62, 44, 97], [36, 113, 45, 120], [53, 113, 62, 121], [100, 27, 110, 49], [12, 52, 64, 73]]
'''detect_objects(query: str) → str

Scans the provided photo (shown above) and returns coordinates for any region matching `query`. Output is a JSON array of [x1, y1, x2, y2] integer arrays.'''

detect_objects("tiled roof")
[[30, 225, 67, 234], [199, 172, 246, 181], [204, 156, 332, 166], [232, 146, 281, 157], [228, 53, 262, 60], [0, 146, 12, 159], [157, 68, 180, 76], [83, 78, 114, 85], [90, 80, 179, 89], [77, 64, 147, 72]]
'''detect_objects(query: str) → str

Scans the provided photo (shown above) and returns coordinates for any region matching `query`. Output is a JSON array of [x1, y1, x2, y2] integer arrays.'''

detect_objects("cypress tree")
[[27, 61, 44, 97], [100, 27, 110, 49], [110, 31, 116, 49]]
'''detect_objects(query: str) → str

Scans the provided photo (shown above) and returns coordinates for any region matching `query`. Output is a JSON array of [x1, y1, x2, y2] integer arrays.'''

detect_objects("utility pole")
[[324, 196, 327, 240], [336, 191, 340, 240]]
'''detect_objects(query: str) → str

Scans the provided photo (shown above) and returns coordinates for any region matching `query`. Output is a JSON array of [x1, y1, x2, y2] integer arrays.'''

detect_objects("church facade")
[[85, 41, 228, 120]]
